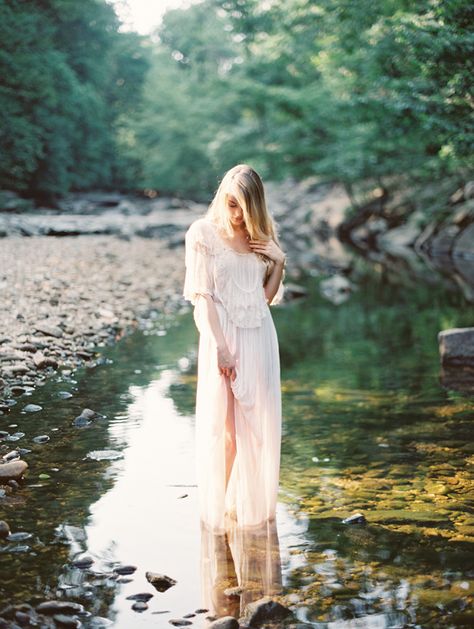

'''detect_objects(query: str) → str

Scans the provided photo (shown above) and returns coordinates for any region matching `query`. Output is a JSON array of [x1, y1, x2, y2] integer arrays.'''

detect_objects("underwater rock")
[[23, 403, 42, 413], [6, 532, 32, 542], [32, 435, 50, 444], [241, 597, 293, 627], [86, 450, 123, 461], [342, 513, 366, 525]]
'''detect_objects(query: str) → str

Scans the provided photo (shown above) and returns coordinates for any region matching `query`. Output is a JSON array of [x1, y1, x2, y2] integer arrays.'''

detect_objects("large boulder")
[[438, 327, 474, 366]]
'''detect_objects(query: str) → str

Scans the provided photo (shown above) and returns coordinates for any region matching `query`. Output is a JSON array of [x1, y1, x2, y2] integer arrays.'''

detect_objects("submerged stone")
[[342, 513, 366, 525]]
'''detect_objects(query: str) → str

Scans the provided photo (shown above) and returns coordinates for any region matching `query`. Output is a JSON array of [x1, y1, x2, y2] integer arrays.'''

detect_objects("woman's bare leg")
[[224, 376, 236, 490]]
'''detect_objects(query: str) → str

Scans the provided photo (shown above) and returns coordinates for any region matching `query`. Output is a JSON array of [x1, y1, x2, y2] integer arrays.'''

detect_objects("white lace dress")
[[183, 217, 284, 532]]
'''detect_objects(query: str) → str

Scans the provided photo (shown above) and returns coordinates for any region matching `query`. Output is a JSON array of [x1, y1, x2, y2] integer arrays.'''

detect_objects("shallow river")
[[1, 258, 473, 628]]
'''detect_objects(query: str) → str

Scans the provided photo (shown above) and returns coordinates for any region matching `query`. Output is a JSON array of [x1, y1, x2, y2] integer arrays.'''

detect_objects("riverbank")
[[0, 234, 186, 400]]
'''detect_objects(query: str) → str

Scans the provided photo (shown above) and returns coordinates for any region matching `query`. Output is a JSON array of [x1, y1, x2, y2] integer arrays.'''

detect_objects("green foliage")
[[1, 0, 472, 203], [124, 0, 473, 199], [0, 0, 149, 202]]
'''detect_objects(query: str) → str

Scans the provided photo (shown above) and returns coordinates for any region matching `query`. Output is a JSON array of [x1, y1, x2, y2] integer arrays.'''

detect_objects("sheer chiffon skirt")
[[194, 298, 282, 533]]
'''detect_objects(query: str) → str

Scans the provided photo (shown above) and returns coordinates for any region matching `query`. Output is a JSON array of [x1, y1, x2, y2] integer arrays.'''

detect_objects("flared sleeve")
[[183, 219, 215, 306], [270, 277, 285, 305]]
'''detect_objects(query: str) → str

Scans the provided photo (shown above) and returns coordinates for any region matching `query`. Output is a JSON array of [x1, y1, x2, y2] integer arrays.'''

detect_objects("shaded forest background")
[[1, 0, 472, 205]]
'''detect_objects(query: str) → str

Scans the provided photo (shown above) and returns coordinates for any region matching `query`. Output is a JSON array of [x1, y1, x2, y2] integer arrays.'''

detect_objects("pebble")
[[36, 600, 84, 615], [114, 564, 137, 575], [32, 435, 50, 444], [126, 592, 153, 602], [131, 601, 148, 612], [53, 614, 82, 627], [7, 532, 32, 542], [72, 556, 94, 569], [23, 404, 42, 413]]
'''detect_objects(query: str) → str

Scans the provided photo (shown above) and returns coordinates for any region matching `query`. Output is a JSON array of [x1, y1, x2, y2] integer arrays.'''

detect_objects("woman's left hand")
[[249, 238, 286, 265]]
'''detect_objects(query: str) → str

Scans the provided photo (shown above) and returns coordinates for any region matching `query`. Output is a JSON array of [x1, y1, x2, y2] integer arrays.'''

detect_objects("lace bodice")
[[183, 217, 284, 328]]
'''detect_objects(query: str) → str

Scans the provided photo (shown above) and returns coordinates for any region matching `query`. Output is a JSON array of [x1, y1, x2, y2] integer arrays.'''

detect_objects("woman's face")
[[226, 194, 245, 227]]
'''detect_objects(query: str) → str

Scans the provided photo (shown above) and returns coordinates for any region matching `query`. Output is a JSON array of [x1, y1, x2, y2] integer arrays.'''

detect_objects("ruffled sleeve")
[[183, 219, 215, 306]]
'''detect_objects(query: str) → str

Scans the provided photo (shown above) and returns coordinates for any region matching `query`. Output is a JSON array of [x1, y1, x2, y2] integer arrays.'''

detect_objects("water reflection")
[[200, 519, 282, 618]]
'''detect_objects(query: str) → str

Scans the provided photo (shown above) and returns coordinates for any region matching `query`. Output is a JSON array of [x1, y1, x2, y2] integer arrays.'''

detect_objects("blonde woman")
[[183, 164, 286, 532]]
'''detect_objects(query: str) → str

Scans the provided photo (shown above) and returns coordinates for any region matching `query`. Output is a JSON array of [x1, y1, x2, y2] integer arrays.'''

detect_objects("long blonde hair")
[[206, 164, 284, 282]]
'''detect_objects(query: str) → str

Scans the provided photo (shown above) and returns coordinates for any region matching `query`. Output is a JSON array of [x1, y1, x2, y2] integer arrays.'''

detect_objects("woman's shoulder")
[[185, 216, 218, 251]]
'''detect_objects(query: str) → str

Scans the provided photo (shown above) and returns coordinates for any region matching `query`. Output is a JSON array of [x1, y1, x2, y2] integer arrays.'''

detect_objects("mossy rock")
[[415, 588, 465, 607], [366, 510, 451, 526]]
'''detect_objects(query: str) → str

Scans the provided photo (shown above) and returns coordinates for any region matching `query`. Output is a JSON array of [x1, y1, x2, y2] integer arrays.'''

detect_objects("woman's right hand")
[[217, 344, 236, 380]]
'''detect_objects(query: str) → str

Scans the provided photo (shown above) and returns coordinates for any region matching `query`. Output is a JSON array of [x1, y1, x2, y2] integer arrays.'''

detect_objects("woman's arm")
[[263, 260, 285, 305], [248, 239, 286, 305], [196, 293, 236, 380]]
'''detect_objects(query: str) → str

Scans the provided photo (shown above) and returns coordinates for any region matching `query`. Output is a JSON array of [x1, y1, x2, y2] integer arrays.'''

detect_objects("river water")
[[1, 258, 473, 628]]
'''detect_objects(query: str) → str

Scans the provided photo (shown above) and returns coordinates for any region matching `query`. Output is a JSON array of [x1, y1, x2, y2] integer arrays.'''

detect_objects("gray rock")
[[80, 408, 97, 420], [208, 617, 239, 629], [33, 352, 58, 369], [114, 564, 137, 575], [438, 327, 474, 366], [6, 532, 32, 542], [126, 592, 154, 602], [146, 571, 177, 592], [169, 621, 192, 627], [53, 614, 82, 627], [242, 597, 292, 627], [32, 435, 50, 444], [35, 323, 63, 338], [72, 555, 94, 569], [0, 460, 28, 481], [131, 601, 148, 612], [36, 601, 84, 615], [23, 403, 42, 413], [57, 391, 73, 399]]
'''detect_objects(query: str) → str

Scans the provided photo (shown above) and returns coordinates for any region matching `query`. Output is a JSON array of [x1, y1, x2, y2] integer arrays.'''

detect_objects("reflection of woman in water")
[[183, 164, 286, 531], [200, 520, 282, 618]]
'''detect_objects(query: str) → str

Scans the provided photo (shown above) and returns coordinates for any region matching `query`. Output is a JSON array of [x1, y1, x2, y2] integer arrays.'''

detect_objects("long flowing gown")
[[183, 216, 284, 532]]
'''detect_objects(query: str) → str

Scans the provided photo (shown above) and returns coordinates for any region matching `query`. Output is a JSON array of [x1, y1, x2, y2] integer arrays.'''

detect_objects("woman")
[[183, 164, 286, 532]]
